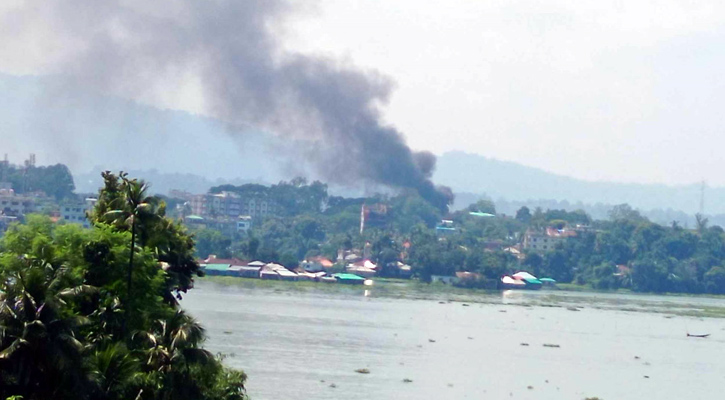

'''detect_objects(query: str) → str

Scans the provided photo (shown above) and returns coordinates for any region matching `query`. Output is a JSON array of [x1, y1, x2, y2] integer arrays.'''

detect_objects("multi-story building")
[[0, 188, 36, 217], [189, 192, 277, 220], [60, 197, 97, 228], [522, 227, 577, 252]]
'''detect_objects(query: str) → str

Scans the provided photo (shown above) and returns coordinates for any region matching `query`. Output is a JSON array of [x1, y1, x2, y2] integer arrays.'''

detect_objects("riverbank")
[[198, 276, 725, 318]]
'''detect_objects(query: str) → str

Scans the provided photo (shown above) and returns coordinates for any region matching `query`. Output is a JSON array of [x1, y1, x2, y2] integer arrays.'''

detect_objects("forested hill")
[[0, 162, 75, 199], [434, 151, 718, 215]]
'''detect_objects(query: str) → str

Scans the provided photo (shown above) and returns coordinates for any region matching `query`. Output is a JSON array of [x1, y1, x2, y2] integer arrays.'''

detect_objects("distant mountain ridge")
[[434, 151, 721, 216], [73, 168, 269, 196]]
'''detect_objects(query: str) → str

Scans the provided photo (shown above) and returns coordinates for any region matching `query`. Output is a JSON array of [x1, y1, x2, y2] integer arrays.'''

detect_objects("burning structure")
[[360, 203, 390, 234]]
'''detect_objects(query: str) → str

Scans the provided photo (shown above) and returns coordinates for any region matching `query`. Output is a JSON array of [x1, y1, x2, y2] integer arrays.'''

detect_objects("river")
[[182, 281, 725, 400]]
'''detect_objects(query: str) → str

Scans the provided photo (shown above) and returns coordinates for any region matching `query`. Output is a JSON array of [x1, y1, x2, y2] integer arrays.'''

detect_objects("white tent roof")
[[513, 271, 537, 280], [502, 276, 526, 285]]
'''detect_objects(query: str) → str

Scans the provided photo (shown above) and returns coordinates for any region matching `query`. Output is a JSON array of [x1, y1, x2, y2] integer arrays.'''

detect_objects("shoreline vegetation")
[[198, 276, 725, 319]]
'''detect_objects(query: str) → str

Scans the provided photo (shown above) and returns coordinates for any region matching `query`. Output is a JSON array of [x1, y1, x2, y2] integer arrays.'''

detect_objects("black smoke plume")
[[0, 0, 452, 210]]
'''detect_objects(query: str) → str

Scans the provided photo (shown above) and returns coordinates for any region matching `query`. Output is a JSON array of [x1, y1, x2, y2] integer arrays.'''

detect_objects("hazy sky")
[[283, 0, 725, 185], [1, 1, 724, 186]]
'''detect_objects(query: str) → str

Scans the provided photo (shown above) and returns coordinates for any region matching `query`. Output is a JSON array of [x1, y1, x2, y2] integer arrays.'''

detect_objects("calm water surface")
[[182, 281, 725, 400]]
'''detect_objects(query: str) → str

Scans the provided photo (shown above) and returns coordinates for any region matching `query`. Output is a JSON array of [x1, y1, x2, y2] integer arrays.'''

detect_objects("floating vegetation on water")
[[520, 343, 529, 346], [223, 331, 233, 334], [428, 339, 436, 343], [543, 344, 561, 348], [403, 378, 413, 383], [527, 385, 534, 389], [355, 368, 370, 374]]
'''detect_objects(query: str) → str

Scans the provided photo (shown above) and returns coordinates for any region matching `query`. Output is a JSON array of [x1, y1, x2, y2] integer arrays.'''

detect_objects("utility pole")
[[700, 180, 706, 216]]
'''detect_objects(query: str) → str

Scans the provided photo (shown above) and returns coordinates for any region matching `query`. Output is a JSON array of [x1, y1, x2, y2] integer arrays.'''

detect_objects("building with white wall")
[[60, 197, 97, 228]]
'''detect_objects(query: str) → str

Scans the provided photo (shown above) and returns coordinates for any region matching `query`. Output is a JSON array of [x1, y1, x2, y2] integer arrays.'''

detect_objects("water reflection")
[[501, 288, 525, 304]]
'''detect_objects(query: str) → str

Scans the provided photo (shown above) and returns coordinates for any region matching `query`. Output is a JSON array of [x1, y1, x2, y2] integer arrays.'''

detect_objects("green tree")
[[704, 266, 725, 294], [467, 199, 495, 214], [608, 204, 646, 222], [515, 206, 532, 223], [194, 229, 232, 259]]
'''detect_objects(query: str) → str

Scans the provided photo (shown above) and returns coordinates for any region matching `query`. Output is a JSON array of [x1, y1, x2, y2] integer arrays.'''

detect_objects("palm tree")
[[133, 310, 216, 400], [87, 343, 141, 400], [102, 176, 161, 330], [0, 263, 94, 399]]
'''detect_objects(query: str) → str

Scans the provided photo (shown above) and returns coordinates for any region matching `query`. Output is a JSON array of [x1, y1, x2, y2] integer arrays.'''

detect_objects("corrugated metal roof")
[[204, 263, 231, 272], [332, 273, 365, 280], [276, 269, 298, 277]]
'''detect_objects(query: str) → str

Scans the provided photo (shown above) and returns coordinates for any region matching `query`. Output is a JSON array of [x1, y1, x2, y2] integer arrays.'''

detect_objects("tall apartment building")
[[189, 192, 277, 219]]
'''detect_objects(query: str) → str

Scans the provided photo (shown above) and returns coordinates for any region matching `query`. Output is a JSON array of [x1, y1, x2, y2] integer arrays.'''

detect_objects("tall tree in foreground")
[[99, 173, 161, 324]]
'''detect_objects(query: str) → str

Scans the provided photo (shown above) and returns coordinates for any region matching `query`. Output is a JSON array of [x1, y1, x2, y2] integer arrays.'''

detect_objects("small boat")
[[687, 333, 710, 338]]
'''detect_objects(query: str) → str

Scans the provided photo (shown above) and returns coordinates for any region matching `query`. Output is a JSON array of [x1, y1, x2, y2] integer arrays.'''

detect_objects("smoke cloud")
[[0, 0, 452, 209]]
